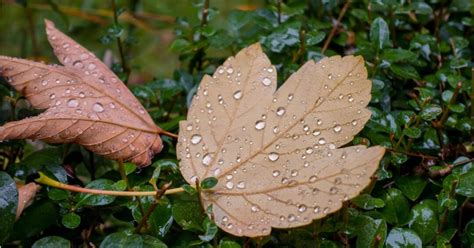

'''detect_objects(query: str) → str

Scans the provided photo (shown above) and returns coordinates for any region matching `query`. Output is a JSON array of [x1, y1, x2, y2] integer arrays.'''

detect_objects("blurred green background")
[[0, 0, 263, 81]]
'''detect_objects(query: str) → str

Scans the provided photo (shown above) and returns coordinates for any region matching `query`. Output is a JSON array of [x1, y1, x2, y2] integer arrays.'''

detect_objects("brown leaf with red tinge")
[[16, 182, 40, 220], [177, 43, 385, 237], [0, 20, 163, 166]]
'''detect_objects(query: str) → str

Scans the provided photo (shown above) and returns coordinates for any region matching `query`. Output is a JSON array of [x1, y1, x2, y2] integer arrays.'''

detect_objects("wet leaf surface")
[[177, 43, 385, 237]]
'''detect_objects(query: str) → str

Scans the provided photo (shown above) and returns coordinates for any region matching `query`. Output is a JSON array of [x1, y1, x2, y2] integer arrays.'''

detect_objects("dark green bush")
[[0, 0, 473, 247]]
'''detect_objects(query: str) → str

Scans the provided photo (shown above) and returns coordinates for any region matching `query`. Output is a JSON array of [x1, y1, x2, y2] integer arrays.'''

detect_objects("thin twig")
[[35, 172, 185, 196], [321, 0, 351, 54], [134, 182, 171, 233], [386, 147, 438, 160], [111, 0, 131, 83]]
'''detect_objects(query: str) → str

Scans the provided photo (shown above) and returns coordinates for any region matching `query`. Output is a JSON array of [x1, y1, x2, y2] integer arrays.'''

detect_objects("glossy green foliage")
[[0, 0, 472, 247]]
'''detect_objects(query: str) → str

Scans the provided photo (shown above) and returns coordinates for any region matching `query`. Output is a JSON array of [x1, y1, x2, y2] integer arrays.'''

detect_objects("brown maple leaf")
[[177, 44, 385, 237], [0, 20, 163, 166]]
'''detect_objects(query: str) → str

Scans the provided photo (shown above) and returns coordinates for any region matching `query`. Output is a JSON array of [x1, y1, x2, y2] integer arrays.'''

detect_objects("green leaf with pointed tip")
[[379, 188, 410, 225], [395, 176, 427, 201], [386, 228, 422, 248], [356, 216, 387, 248], [75, 179, 116, 207], [0, 172, 18, 244], [352, 194, 385, 210], [172, 200, 204, 232], [370, 17, 390, 50], [408, 200, 438, 243]]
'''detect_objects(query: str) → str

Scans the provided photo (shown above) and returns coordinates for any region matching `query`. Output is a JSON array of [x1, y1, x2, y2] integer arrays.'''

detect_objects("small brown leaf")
[[0, 20, 162, 166], [177, 43, 385, 237], [16, 182, 40, 220]]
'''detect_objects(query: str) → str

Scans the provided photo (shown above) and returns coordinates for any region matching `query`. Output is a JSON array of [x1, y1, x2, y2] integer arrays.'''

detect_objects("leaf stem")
[[111, 0, 131, 83], [321, 0, 351, 54], [35, 172, 185, 196], [159, 129, 179, 139]]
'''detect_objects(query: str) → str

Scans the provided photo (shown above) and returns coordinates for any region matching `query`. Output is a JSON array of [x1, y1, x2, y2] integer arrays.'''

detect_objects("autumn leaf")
[[177, 43, 385, 237], [0, 20, 163, 166], [16, 182, 40, 220]]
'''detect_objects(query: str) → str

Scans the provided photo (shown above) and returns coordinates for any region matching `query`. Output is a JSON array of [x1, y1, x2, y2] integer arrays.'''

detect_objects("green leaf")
[[370, 17, 390, 50], [356, 216, 387, 248], [379, 188, 410, 225], [100, 232, 167, 248], [201, 177, 218, 189], [172, 200, 204, 232], [390, 64, 420, 80], [219, 240, 241, 248], [47, 188, 69, 201], [199, 218, 218, 242], [0, 172, 18, 244], [75, 179, 116, 207], [305, 30, 325, 46], [403, 127, 422, 138], [456, 168, 474, 197], [408, 200, 438, 243], [352, 194, 385, 210], [395, 176, 427, 201], [149, 198, 174, 238], [381, 48, 417, 62], [420, 104, 442, 120], [170, 39, 192, 53], [149, 166, 162, 187], [61, 212, 81, 229], [12, 200, 59, 239], [32, 236, 71, 248], [463, 219, 474, 245], [386, 228, 422, 248]]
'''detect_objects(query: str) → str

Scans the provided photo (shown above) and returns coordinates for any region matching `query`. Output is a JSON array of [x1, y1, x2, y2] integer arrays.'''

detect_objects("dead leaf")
[[0, 20, 163, 166], [16, 182, 40, 220], [177, 43, 385, 237]]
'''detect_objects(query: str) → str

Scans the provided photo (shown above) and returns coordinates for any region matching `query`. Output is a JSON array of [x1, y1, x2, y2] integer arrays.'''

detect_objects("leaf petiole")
[[35, 172, 185, 196]]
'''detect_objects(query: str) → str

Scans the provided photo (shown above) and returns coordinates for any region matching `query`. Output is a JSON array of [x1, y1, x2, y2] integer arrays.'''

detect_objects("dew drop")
[[312, 130, 321, 136], [49, 93, 56, 99], [251, 205, 259, 212], [255, 120, 265, 130], [316, 119, 323, 125], [41, 80, 48, 86], [109, 103, 116, 109], [268, 152, 279, 162], [328, 143, 336, 149], [226, 67, 234, 74], [309, 175, 318, 183], [67, 99, 79, 108], [79, 92, 85, 98], [191, 134, 202, 145], [73, 61, 83, 68], [306, 147, 314, 154], [288, 94, 294, 101], [313, 206, 321, 214], [303, 125, 310, 132], [288, 214, 296, 222], [276, 107, 286, 116], [88, 63, 96, 70], [330, 187, 338, 194], [318, 138, 326, 145], [328, 73, 333, 79], [348, 94, 354, 102], [236, 181, 246, 189], [333, 124, 342, 133], [291, 169, 298, 177], [334, 177, 342, 185], [225, 181, 234, 189], [272, 170, 281, 177], [261, 77, 271, 86], [233, 90, 242, 100], [351, 120, 358, 126], [298, 204, 307, 213], [92, 103, 104, 113], [202, 153, 212, 166]]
